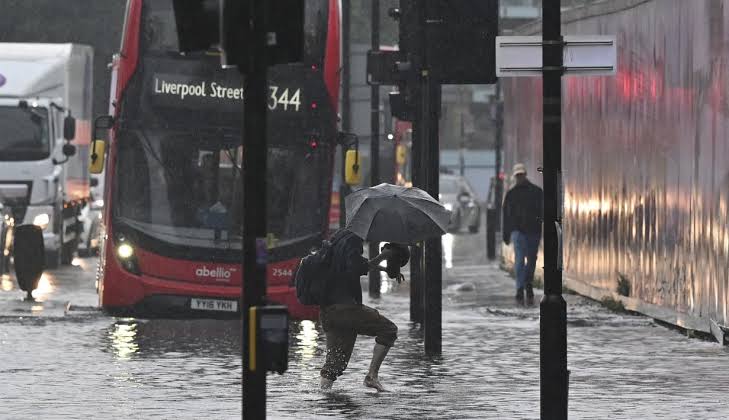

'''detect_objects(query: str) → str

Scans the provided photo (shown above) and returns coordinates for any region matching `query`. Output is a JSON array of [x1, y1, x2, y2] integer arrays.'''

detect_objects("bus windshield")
[[114, 127, 329, 251]]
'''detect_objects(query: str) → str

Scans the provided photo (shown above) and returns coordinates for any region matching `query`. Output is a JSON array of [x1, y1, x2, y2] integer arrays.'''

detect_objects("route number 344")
[[268, 86, 302, 112]]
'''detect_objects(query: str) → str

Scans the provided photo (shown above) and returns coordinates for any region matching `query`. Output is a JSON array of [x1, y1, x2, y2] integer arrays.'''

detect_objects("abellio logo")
[[0, 73, 6, 88], [195, 266, 236, 281]]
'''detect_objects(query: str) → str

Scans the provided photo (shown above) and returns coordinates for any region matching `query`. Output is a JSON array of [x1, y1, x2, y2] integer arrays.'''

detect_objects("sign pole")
[[242, 0, 268, 418], [540, 1, 569, 419]]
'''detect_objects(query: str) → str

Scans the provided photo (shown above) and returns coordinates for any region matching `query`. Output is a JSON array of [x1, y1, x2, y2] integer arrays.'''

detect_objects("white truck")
[[0, 43, 93, 267]]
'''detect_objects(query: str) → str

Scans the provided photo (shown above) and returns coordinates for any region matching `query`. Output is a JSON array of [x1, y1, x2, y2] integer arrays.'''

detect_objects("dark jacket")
[[502, 180, 543, 242], [324, 230, 369, 305]]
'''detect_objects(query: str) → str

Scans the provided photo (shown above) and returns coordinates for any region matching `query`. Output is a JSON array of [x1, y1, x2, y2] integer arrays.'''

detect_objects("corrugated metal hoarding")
[[503, 0, 729, 329]]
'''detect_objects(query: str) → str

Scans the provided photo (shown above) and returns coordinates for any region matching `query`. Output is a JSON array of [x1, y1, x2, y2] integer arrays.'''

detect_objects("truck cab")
[[0, 43, 93, 267]]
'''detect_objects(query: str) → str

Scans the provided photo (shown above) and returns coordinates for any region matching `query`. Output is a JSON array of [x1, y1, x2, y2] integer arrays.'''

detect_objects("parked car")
[[0, 202, 13, 274], [439, 174, 481, 233]]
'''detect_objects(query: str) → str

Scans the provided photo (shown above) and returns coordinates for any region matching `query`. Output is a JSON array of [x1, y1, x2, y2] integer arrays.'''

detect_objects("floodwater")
[[1, 229, 727, 419]]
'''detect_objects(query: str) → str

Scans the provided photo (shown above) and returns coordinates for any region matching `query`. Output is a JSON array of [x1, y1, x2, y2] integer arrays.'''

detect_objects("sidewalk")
[[269, 261, 729, 420]]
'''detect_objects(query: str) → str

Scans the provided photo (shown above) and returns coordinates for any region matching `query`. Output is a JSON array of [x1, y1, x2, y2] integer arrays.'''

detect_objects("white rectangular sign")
[[495, 35, 616, 77]]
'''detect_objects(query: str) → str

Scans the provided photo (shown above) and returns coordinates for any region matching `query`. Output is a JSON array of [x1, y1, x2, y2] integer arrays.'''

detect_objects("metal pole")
[[408, 0, 425, 325], [459, 114, 466, 176], [368, 0, 381, 298], [339, 0, 351, 230], [423, 75, 442, 355], [422, 0, 442, 355], [493, 82, 504, 231], [540, 1, 568, 419], [242, 0, 267, 418]]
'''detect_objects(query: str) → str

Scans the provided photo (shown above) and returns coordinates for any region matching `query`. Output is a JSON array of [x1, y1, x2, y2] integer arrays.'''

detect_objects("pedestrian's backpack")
[[293, 231, 347, 305]]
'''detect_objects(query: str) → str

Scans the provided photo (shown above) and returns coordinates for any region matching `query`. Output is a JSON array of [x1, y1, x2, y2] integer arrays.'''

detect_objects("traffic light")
[[425, 0, 499, 84], [220, 0, 304, 69], [365, 1, 421, 121], [172, 0, 304, 70], [172, 0, 219, 53]]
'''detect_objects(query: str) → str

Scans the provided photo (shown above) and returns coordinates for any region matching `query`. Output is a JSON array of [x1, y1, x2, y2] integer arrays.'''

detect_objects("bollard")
[[13, 224, 45, 300], [486, 207, 496, 260]]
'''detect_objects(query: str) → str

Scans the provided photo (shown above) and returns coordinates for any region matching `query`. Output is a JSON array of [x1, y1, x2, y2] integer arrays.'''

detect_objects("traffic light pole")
[[422, 73, 442, 355], [340, 0, 351, 230], [409, 114, 424, 324], [368, 0, 381, 298], [540, 2, 569, 419], [407, 0, 425, 325], [422, 0, 442, 355], [242, 0, 267, 418]]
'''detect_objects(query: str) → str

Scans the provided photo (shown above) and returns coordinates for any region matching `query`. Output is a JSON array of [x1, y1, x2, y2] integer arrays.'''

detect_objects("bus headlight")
[[33, 213, 50, 230], [117, 243, 134, 259], [115, 238, 141, 275]]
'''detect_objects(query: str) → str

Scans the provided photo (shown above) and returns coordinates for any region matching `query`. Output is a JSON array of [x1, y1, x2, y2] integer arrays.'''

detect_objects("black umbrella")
[[345, 183, 451, 244]]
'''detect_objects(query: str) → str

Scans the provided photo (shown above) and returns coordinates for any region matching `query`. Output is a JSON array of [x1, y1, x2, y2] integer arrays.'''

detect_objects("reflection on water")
[[442, 233, 454, 268], [1, 274, 13, 291], [104, 318, 242, 359], [294, 320, 319, 361], [110, 321, 140, 360], [31, 273, 54, 301]]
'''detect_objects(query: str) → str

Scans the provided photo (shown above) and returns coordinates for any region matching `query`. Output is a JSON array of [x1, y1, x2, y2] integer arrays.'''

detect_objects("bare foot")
[[320, 377, 333, 390], [364, 375, 386, 392]]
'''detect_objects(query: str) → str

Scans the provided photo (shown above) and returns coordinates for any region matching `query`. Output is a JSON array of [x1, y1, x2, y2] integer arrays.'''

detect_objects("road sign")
[[495, 35, 616, 77]]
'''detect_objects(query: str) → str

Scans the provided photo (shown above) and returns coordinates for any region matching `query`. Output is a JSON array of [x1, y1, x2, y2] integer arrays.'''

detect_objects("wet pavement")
[[1, 230, 728, 419]]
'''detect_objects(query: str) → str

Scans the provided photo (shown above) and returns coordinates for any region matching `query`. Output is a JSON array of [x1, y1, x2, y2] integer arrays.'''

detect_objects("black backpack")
[[293, 231, 347, 305]]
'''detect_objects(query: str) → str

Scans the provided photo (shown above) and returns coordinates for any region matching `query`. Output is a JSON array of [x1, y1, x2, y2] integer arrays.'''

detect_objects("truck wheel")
[[14, 224, 45, 296], [61, 238, 77, 265], [60, 216, 80, 265]]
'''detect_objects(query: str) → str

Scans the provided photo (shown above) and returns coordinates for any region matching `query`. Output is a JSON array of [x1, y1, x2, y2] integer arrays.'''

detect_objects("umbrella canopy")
[[345, 183, 451, 244]]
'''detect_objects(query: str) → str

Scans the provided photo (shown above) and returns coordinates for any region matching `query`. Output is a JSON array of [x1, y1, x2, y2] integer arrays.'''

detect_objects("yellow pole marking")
[[249, 306, 257, 372]]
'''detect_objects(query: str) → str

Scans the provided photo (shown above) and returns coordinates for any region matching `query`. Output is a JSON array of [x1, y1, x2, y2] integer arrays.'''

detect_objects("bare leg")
[[364, 343, 391, 391]]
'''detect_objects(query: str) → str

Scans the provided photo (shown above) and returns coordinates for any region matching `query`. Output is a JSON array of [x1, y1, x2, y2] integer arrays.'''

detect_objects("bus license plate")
[[190, 298, 238, 312]]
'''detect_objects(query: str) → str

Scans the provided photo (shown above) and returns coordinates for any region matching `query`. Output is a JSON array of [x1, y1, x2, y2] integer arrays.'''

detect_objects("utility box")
[[252, 305, 290, 375]]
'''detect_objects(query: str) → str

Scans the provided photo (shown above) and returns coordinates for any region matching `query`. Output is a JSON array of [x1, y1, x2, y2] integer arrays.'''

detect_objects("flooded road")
[[1, 228, 727, 419]]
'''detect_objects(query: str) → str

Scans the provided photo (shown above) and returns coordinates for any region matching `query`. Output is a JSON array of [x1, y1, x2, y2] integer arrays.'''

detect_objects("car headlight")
[[92, 199, 104, 210], [443, 203, 453, 211], [33, 213, 50, 230]]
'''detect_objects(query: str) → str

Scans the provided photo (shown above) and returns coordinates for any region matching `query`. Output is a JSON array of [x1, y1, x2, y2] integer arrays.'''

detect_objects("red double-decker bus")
[[94, 0, 340, 319]]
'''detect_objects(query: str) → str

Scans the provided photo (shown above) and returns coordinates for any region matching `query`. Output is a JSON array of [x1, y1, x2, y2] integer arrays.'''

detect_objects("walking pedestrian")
[[319, 229, 406, 392], [502, 163, 543, 305]]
